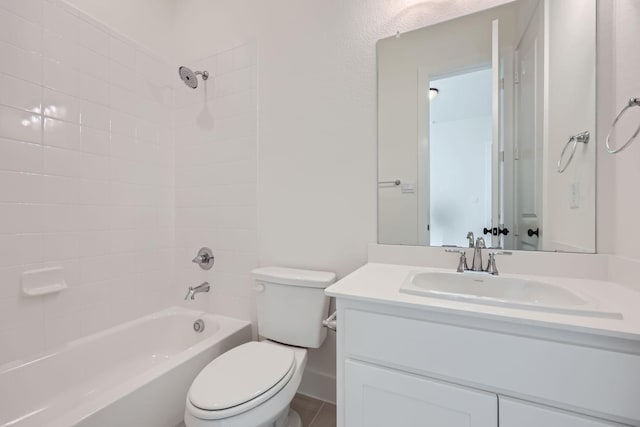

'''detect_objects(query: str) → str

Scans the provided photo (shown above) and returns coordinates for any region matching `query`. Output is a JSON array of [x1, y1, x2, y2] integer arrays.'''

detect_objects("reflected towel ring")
[[606, 98, 640, 154], [557, 131, 590, 174]]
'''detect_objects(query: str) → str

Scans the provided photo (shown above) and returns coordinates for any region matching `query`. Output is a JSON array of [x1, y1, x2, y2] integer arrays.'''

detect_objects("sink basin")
[[400, 271, 622, 319]]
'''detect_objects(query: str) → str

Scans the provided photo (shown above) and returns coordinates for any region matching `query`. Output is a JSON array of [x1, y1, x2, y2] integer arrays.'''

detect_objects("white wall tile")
[[78, 73, 109, 105], [79, 179, 110, 205], [0, 8, 43, 53], [43, 88, 81, 123], [0, 42, 42, 83], [43, 1, 79, 42], [0, 171, 42, 203], [0, 203, 43, 234], [43, 118, 81, 150], [76, 45, 109, 82], [43, 58, 79, 96], [0, 138, 42, 173], [41, 204, 79, 233], [233, 42, 256, 70], [0, 0, 43, 25], [109, 60, 137, 92], [79, 153, 110, 181], [0, 0, 178, 367], [216, 49, 233, 75], [0, 105, 42, 144], [43, 30, 78, 68], [43, 146, 80, 177], [80, 101, 110, 131], [42, 174, 80, 204], [109, 36, 135, 66], [43, 232, 80, 262], [109, 110, 136, 137], [75, 17, 109, 57], [80, 127, 109, 156], [0, 234, 44, 268]]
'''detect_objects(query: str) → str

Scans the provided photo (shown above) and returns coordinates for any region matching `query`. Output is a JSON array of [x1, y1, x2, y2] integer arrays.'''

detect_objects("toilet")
[[184, 266, 336, 427]]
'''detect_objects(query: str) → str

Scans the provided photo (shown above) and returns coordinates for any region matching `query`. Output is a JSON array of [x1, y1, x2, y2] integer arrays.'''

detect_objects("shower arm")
[[195, 70, 209, 80]]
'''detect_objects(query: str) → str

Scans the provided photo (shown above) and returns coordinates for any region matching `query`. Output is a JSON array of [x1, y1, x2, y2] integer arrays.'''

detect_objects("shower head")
[[178, 66, 209, 89]]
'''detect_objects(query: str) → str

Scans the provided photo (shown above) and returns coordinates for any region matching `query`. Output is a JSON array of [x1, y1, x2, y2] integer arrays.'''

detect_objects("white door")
[[514, 1, 543, 251], [345, 359, 497, 427], [500, 396, 624, 427]]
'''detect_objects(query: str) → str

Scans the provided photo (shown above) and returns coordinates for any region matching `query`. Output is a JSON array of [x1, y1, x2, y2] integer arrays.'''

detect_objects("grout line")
[[308, 401, 325, 427]]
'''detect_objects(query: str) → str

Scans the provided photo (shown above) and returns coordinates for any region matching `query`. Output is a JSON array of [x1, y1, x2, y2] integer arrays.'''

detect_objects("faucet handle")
[[192, 247, 215, 270], [445, 249, 469, 273], [486, 251, 512, 275], [466, 232, 475, 248]]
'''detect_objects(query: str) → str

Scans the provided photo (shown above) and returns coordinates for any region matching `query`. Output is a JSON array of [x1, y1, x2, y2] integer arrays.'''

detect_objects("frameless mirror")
[[377, 0, 596, 252]]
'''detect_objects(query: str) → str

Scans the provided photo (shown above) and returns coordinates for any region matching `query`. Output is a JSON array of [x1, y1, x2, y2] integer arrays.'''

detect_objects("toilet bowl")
[[184, 267, 335, 427], [185, 341, 307, 427]]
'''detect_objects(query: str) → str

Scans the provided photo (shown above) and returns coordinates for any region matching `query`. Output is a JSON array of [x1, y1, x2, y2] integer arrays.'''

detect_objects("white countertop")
[[325, 263, 640, 341]]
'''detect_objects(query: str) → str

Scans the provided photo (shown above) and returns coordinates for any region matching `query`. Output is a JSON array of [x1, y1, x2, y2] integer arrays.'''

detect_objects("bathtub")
[[0, 307, 252, 427]]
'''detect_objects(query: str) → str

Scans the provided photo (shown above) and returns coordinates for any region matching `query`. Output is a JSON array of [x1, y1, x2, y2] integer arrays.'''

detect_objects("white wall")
[[61, 0, 176, 57], [612, 0, 640, 261], [604, 0, 640, 287], [0, 0, 175, 365], [543, 0, 597, 252], [172, 42, 259, 327]]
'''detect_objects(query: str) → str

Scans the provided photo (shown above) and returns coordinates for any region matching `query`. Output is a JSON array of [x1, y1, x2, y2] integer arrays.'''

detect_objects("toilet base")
[[277, 409, 301, 427]]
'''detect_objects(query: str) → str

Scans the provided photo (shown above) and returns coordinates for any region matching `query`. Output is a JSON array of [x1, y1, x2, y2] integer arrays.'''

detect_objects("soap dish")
[[22, 267, 68, 296]]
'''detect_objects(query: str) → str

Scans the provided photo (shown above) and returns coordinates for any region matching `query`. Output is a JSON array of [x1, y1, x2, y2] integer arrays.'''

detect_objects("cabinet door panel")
[[499, 396, 623, 427], [345, 359, 497, 427]]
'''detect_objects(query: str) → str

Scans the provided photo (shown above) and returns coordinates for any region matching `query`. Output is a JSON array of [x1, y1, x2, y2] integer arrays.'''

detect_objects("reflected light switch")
[[401, 182, 416, 193], [570, 182, 580, 209]]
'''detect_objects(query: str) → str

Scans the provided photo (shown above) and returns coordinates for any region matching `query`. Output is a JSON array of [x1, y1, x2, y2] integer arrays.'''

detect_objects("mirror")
[[377, 0, 596, 253]]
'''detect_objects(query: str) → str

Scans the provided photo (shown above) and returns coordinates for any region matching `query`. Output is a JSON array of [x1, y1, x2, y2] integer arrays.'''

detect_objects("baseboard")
[[298, 368, 336, 404]]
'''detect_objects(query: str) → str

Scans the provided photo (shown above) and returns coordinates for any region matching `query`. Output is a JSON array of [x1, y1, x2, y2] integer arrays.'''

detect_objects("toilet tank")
[[252, 267, 336, 348]]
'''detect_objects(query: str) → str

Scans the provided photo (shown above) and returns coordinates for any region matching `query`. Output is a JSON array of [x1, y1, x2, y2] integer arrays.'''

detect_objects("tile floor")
[[175, 394, 336, 427], [291, 393, 337, 427]]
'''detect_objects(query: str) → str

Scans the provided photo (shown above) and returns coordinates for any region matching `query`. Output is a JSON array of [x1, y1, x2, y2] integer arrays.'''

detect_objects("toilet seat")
[[188, 342, 296, 420]]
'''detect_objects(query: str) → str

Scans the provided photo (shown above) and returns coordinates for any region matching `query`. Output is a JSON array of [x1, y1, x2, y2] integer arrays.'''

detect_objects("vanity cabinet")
[[500, 397, 622, 427], [335, 300, 640, 427], [345, 359, 497, 427]]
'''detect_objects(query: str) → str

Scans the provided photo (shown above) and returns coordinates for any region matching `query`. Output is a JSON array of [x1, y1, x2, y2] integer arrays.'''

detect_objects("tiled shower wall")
[[173, 43, 258, 326], [0, 0, 174, 365]]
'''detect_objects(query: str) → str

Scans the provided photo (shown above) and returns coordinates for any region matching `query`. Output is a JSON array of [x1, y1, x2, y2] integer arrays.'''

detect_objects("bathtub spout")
[[184, 282, 210, 300]]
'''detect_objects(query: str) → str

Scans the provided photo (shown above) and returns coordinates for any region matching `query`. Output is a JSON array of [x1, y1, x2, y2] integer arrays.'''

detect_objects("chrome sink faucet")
[[184, 282, 210, 300], [446, 242, 512, 276], [471, 237, 486, 271]]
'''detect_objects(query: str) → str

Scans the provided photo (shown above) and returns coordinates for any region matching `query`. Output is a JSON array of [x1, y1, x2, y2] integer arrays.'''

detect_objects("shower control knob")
[[192, 247, 215, 270]]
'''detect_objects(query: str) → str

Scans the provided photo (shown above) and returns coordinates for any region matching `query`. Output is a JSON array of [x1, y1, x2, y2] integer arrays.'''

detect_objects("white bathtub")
[[0, 307, 252, 427]]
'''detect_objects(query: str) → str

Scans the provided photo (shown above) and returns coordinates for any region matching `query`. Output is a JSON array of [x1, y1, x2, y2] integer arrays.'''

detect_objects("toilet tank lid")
[[252, 267, 336, 288]]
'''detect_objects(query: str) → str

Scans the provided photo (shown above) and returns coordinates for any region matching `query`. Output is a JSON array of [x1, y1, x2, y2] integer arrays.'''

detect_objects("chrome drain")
[[193, 319, 205, 333]]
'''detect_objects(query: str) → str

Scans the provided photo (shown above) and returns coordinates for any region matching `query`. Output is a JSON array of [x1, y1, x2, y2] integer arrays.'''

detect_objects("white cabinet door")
[[499, 396, 623, 427], [345, 359, 497, 427]]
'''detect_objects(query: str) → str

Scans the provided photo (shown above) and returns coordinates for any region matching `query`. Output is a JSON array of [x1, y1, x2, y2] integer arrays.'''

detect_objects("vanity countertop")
[[325, 263, 640, 342]]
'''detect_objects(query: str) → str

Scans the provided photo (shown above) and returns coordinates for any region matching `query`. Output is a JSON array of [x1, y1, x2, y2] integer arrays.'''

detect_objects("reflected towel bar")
[[378, 180, 401, 186], [557, 131, 590, 173]]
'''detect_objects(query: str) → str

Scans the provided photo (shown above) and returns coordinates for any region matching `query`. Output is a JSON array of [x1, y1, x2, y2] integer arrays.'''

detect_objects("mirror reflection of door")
[[514, 1, 543, 251], [376, 0, 596, 252], [428, 68, 493, 247]]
